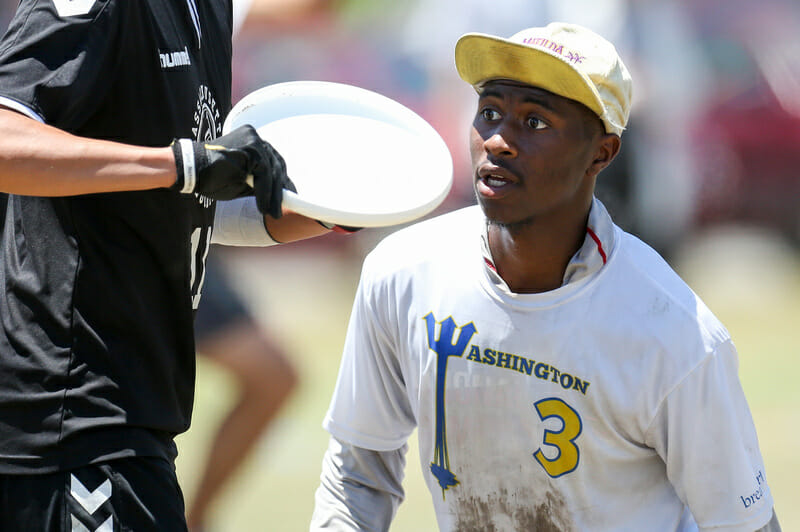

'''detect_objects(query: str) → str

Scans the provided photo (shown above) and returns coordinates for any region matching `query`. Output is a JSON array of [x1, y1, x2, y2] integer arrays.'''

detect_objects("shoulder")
[[10, 0, 126, 28], [0, 0, 129, 70], [369, 205, 482, 258], [605, 229, 731, 349], [363, 206, 482, 271]]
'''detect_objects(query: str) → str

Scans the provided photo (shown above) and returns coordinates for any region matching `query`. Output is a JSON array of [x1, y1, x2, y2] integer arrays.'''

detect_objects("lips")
[[476, 165, 517, 197]]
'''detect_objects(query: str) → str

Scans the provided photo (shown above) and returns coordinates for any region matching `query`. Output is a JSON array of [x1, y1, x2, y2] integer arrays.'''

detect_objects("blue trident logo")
[[423, 313, 477, 498]]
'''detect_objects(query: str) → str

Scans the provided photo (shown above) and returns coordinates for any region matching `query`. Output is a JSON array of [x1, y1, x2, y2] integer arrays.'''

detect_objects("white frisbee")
[[223, 81, 453, 228]]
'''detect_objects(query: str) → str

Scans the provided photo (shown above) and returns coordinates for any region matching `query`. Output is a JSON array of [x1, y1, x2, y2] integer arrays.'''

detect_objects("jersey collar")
[[481, 196, 616, 290]]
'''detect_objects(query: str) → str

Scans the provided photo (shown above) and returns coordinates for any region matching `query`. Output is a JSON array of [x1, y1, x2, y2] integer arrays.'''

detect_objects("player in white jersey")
[[311, 22, 781, 531]]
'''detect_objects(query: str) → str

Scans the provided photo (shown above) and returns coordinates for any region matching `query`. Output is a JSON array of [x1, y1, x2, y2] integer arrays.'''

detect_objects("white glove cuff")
[[177, 138, 196, 194]]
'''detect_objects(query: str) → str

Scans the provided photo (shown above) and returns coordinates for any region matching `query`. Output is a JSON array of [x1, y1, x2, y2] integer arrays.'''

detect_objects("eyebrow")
[[478, 87, 558, 113]]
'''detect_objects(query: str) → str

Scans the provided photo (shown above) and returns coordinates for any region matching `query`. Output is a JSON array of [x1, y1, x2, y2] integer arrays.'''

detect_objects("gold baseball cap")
[[455, 22, 632, 135]]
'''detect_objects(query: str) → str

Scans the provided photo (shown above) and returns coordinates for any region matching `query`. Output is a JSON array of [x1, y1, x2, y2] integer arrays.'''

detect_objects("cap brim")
[[455, 33, 605, 119]]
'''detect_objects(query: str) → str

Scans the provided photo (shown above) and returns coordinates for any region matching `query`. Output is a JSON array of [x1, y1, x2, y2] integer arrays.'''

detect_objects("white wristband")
[[178, 138, 196, 193]]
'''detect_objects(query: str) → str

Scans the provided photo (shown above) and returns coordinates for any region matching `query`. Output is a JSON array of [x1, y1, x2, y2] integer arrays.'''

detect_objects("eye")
[[527, 115, 547, 130], [479, 107, 501, 122]]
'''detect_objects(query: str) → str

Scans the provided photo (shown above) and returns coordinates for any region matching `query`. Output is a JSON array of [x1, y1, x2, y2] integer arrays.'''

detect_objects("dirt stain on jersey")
[[453, 489, 573, 531]]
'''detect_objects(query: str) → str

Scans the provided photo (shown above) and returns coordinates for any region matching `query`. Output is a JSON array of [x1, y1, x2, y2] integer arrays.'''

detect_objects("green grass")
[[178, 228, 800, 531]]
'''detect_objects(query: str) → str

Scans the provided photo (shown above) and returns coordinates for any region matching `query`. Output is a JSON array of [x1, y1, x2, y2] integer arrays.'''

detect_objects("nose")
[[483, 128, 517, 158]]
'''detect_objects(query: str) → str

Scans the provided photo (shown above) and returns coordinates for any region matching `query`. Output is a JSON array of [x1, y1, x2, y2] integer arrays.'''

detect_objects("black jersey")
[[0, 0, 232, 473], [0, 192, 6, 236]]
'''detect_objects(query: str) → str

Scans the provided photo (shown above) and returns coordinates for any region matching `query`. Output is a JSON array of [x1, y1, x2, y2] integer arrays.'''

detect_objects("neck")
[[487, 210, 590, 294]]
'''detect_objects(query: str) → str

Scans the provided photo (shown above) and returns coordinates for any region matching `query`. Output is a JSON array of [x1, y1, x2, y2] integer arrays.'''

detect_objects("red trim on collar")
[[484, 257, 497, 271], [586, 227, 607, 264]]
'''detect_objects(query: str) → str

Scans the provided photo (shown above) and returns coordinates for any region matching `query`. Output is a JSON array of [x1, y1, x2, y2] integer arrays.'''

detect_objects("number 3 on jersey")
[[533, 397, 583, 478]]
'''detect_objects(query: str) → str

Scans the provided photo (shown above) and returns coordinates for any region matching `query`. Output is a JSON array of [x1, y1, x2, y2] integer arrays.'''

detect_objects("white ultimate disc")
[[223, 81, 453, 228]]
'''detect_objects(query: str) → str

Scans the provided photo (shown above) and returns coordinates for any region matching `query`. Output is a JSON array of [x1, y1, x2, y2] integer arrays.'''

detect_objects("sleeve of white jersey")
[[645, 340, 775, 532], [322, 252, 417, 451], [310, 436, 407, 531]]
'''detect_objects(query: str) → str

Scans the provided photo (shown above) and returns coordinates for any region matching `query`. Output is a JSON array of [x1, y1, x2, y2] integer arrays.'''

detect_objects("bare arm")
[[0, 108, 176, 196], [1, 107, 335, 244], [265, 211, 330, 243], [310, 437, 406, 531], [1, 107, 331, 244]]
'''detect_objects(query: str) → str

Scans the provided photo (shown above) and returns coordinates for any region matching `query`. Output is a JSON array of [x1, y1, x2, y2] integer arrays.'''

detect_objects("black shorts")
[[194, 254, 250, 343], [0, 457, 187, 531]]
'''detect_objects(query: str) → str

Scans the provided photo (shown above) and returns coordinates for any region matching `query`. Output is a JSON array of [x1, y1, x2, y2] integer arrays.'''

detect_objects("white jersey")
[[322, 199, 773, 531]]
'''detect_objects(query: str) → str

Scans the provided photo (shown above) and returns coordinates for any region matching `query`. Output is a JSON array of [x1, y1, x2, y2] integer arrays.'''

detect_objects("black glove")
[[170, 125, 291, 219]]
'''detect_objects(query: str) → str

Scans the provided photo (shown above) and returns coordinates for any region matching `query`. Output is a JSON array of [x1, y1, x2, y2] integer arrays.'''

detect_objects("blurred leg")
[[187, 319, 298, 530], [188, 256, 298, 530]]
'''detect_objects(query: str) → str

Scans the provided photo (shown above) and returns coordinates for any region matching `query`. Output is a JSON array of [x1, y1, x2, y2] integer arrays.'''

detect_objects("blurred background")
[[3, 0, 799, 529]]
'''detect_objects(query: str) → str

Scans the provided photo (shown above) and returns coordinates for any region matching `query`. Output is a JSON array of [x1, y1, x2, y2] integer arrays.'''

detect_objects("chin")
[[478, 202, 533, 229]]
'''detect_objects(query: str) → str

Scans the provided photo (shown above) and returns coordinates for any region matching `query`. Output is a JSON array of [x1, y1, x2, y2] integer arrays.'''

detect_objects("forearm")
[[0, 108, 176, 196], [265, 212, 330, 243], [212, 197, 330, 246], [310, 437, 406, 531]]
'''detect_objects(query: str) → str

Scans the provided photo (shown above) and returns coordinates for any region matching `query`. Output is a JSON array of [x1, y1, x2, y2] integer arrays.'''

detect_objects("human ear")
[[588, 134, 621, 178]]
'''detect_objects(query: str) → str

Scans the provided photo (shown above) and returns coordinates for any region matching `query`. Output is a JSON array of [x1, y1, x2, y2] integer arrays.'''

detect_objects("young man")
[[311, 23, 780, 531], [0, 0, 327, 530]]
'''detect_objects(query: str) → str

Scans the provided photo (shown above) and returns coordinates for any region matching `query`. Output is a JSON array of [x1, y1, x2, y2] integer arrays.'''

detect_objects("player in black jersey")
[[0, 0, 328, 529]]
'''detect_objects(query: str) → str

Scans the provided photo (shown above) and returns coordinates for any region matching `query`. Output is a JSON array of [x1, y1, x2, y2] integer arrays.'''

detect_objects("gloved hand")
[[170, 125, 291, 219]]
